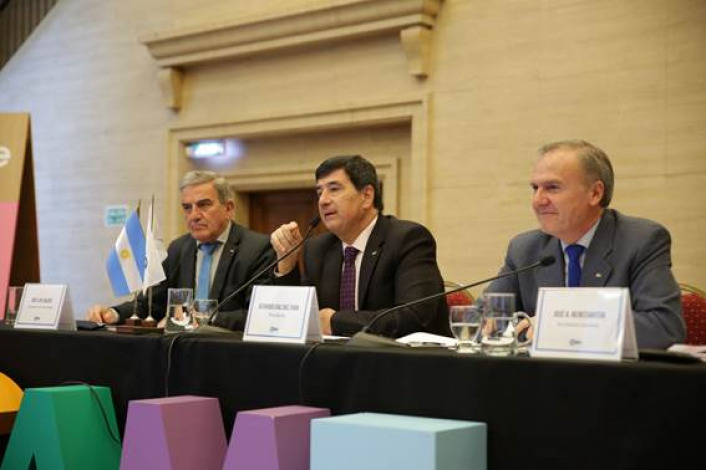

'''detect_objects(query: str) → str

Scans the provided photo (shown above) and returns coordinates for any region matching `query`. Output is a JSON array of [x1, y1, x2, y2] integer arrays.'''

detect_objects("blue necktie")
[[197, 243, 218, 300], [566, 244, 585, 288]]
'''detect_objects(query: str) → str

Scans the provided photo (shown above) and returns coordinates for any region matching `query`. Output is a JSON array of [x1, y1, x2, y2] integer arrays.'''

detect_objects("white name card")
[[14, 283, 76, 331], [531, 287, 637, 361], [243, 285, 322, 344]]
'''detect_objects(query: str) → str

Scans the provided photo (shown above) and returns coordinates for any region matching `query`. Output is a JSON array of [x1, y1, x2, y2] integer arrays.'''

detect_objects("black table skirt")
[[1, 326, 704, 469]]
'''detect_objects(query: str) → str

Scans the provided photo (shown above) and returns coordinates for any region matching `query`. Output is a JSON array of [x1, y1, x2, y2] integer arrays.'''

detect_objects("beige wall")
[[0, 0, 704, 313]]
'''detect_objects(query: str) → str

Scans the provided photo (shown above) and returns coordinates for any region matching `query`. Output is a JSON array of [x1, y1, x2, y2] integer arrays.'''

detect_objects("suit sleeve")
[[629, 225, 685, 348], [485, 239, 525, 310], [331, 224, 448, 337]]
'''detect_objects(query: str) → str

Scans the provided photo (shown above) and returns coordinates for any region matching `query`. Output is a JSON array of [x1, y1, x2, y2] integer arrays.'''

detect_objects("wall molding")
[[165, 95, 430, 238], [142, 0, 443, 109]]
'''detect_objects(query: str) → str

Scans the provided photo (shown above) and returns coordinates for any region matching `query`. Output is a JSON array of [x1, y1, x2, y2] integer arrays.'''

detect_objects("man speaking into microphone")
[[486, 140, 685, 349], [271, 155, 450, 338]]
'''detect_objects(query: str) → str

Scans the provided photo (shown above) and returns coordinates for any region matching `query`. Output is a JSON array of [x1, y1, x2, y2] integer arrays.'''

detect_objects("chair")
[[444, 281, 474, 307], [680, 283, 706, 345]]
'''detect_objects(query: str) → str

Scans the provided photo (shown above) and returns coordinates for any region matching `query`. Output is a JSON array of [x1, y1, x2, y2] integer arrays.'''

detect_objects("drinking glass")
[[4, 286, 24, 327], [190, 299, 218, 329], [164, 288, 194, 333], [480, 292, 529, 356], [449, 305, 483, 353]]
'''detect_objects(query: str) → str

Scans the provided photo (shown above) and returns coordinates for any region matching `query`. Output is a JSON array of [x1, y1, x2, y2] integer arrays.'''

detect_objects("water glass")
[[480, 292, 528, 356], [449, 305, 483, 353], [4, 286, 24, 327], [190, 299, 218, 328], [164, 288, 194, 333]]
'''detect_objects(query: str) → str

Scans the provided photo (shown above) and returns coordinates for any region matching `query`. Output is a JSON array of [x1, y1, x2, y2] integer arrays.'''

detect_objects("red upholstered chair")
[[680, 284, 706, 345], [444, 281, 474, 307]]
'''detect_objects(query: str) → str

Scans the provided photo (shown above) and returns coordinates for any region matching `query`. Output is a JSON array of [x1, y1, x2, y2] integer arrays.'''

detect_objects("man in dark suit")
[[271, 155, 449, 338], [488, 140, 685, 349], [87, 170, 275, 330]]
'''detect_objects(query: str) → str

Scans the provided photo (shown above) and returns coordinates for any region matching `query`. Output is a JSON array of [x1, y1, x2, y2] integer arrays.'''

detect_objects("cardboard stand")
[[0, 113, 40, 319]]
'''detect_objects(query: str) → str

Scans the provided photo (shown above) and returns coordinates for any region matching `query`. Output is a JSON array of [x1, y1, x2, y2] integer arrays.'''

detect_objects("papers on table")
[[323, 335, 350, 342], [396, 332, 457, 348], [668, 344, 706, 362]]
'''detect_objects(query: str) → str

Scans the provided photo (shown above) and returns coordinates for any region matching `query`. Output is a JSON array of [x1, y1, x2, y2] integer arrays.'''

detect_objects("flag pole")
[[125, 199, 143, 326], [142, 287, 156, 327], [142, 195, 158, 327]]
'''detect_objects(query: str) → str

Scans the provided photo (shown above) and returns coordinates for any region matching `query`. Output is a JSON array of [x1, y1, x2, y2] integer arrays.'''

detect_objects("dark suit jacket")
[[276, 215, 450, 338], [114, 223, 276, 330], [487, 209, 685, 349]]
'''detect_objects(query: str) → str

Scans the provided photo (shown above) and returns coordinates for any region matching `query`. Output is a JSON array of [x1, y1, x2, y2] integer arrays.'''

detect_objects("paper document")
[[396, 332, 457, 348], [323, 335, 349, 342], [668, 344, 706, 362]]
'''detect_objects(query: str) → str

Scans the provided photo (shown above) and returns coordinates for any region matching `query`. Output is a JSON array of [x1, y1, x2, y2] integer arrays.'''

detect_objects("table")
[[1, 326, 704, 469]]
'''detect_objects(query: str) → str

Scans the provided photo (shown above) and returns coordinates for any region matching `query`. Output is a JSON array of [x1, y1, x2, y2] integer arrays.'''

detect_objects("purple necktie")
[[339, 246, 359, 310]]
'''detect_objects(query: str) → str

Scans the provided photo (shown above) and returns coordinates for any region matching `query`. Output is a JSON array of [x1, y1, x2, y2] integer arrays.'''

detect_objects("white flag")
[[143, 201, 168, 293]]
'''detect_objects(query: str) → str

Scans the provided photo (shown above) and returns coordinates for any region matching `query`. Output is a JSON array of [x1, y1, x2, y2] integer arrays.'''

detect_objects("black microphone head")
[[309, 215, 321, 228], [539, 255, 556, 267]]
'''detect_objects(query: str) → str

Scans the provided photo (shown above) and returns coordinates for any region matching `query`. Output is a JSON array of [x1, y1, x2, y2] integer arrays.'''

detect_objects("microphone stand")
[[194, 216, 321, 335], [347, 256, 556, 348]]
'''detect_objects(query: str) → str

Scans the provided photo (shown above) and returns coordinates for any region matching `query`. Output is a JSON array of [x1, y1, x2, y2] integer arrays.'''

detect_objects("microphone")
[[347, 255, 556, 347], [201, 215, 321, 331]]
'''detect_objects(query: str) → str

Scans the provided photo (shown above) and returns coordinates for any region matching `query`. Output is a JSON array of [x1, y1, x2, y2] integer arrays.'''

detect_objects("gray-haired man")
[[88, 170, 275, 330]]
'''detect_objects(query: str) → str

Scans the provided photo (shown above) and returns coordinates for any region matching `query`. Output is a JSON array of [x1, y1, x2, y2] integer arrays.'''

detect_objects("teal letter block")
[[311, 413, 486, 470], [1, 385, 121, 470]]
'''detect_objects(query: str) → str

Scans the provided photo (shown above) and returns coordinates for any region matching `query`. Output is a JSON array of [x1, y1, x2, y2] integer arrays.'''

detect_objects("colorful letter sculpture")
[[311, 412, 487, 470], [120, 395, 227, 470], [224, 405, 330, 470], [1, 385, 121, 470]]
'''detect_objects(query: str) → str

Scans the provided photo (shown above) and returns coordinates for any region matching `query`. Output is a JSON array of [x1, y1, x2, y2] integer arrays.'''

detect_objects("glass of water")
[[449, 305, 483, 353], [190, 299, 217, 329], [164, 288, 193, 333], [480, 292, 529, 356], [4, 286, 24, 327]]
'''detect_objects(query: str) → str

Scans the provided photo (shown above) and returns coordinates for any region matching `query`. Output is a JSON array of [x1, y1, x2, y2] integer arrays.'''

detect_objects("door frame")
[[165, 94, 427, 240]]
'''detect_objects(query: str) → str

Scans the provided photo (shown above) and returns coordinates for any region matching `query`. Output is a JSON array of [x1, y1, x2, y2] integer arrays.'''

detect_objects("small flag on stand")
[[143, 199, 167, 294], [106, 210, 146, 297]]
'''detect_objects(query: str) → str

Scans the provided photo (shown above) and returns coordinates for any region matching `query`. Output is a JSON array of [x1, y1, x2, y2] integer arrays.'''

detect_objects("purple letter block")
[[224, 405, 330, 470], [120, 396, 227, 470]]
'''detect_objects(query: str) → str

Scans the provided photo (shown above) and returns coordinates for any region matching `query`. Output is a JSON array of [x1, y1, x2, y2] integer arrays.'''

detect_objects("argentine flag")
[[106, 210, 146, 297]]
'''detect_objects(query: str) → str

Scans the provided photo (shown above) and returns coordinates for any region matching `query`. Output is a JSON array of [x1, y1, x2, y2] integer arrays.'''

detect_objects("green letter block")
[[1, 385, 121, 470]]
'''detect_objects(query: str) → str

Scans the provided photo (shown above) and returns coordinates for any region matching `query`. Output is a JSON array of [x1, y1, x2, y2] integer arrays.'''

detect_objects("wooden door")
[[249, 188, 327, 274], [249, 188, 323, 235]]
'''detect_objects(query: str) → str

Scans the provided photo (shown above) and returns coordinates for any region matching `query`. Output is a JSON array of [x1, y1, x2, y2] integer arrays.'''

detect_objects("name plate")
[[14, 283, 76, 331], [243, 285, 322, 344], [531, 287, 637, 361]]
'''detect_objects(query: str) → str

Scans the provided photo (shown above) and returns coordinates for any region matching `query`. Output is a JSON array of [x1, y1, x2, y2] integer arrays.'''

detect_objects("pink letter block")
[[224, 405, 330, 470], [120, 396, 227, 470]]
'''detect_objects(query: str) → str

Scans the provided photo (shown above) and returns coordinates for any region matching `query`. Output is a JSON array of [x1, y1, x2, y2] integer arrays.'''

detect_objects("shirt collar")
[[342, 216, 378, 254], [560, 217, 600, 252], [197, 221, 231, 248]]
